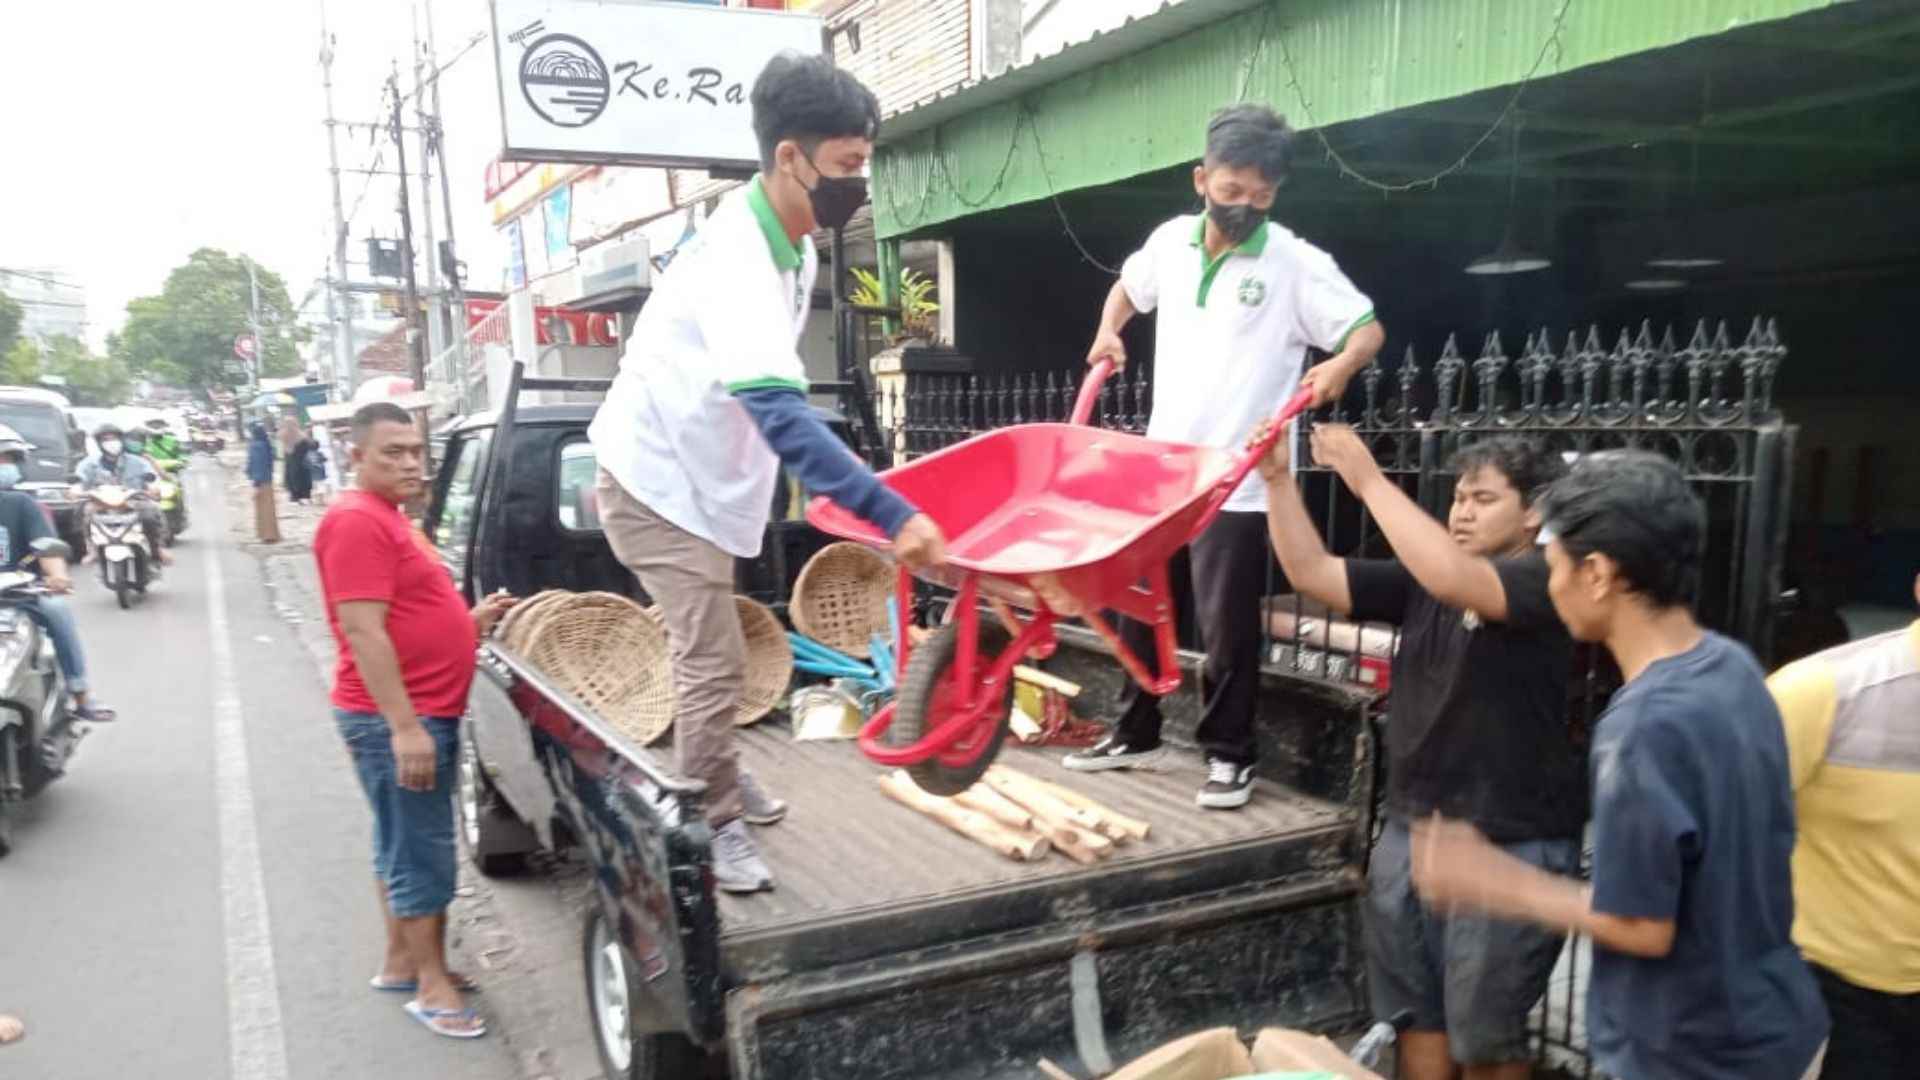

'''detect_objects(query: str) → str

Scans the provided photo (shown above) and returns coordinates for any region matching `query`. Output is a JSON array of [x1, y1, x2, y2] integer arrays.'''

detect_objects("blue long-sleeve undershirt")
[[735, 387, 917, 537]]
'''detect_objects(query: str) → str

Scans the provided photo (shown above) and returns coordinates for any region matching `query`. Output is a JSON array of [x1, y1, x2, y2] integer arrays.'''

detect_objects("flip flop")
[[370, 972, 481, 993], [402, 1000, 486, 1040], [76, 703, 117, 724]]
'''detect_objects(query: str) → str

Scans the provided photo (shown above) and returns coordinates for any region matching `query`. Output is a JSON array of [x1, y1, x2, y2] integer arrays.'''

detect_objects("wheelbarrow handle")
[[1194, 387, 1317, 532], [1069, 358, 1116, 426]]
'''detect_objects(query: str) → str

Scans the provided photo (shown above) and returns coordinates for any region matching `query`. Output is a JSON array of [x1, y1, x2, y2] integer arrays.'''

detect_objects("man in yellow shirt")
[[1767, 571, 1920, 1080]]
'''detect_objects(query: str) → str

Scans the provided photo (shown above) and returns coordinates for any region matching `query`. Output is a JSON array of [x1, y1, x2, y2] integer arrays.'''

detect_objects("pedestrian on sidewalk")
[[1767, 569, 1920, 1080], [315, 402, 517, 1041], [1255, 427, 1582, 1080], [281, 414, 314, 504], [586, 53, 946, 894], [1411, 451, 1829, 1080], [246, 421, 280, 543]]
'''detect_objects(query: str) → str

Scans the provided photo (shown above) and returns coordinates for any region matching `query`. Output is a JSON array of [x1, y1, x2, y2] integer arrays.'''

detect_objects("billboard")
[[490, 0, 825, 168]]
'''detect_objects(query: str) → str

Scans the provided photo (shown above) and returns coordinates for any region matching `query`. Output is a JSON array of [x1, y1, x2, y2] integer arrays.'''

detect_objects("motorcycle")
[[153, 458, 190, 542], [0, 540, 85, 857], [85, 484, 158, 609]]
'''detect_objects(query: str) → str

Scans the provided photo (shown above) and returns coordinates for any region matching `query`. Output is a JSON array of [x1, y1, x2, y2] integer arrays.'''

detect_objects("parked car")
[[0, 388, 87, 551], [425, 366, 1379, 1080]]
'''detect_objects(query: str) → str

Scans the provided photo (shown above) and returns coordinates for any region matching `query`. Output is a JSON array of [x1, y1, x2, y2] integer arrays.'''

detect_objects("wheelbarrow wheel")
[[893, 619, 1014, 796]]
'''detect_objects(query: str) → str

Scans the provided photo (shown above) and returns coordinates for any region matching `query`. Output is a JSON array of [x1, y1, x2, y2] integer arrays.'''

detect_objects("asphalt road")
[[0, 461, 523, 1080]]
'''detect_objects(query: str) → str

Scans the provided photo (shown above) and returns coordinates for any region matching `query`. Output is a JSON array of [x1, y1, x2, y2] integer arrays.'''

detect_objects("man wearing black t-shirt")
[[1411, 452, 1828, 1080], [1257, 425, 1584, 1080]]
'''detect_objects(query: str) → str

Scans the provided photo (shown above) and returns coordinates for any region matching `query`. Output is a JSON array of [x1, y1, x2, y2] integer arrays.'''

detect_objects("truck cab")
[[427, 369, 1379, 1080]]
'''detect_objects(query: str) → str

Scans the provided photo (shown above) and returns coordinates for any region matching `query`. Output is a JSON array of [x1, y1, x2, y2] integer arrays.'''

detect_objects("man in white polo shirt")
[[588, 54, 946, 892], [1065, 104, 1384, 809]]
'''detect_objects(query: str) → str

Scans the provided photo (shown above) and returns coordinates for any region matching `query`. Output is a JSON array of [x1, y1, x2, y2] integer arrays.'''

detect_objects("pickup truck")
[[427, 368, 1381, 1080]]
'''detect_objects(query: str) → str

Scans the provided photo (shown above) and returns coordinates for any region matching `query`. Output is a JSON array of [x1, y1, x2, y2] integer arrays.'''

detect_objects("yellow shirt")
[[1767, 620, 1920, 993]]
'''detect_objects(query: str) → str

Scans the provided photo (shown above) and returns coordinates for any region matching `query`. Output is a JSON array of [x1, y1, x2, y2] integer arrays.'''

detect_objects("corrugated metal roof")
[[878, 0, 1272, 142]]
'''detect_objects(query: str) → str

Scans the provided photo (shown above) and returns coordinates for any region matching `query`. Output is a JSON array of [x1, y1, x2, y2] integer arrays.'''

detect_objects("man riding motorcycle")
[[0, 425, 115, 722], [140, 419, 185, 466], [76, 424, 172, 566], [124, 425, 188, 542]]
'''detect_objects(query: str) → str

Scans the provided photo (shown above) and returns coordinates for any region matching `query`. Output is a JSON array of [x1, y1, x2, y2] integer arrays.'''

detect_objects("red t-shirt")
[[315, 490, 477, 718]]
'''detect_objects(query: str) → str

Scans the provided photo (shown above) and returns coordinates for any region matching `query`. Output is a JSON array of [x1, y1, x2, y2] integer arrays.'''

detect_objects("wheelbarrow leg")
[[1084, 565, 1184, 697]]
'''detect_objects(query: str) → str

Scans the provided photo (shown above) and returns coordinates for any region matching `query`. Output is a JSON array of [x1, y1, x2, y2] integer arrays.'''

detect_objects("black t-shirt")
[[1587, 632, 1827, 1079], [0, 490, 54, 571], [1347, 553, 1587, 841]]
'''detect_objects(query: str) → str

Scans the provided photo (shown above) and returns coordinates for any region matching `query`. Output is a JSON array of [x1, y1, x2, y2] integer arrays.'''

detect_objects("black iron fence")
[[884, 317, 1793, 1078]]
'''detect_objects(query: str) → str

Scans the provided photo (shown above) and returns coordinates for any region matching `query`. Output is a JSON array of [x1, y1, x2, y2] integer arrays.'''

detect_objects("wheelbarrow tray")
[[808, 422, 1237, 613]]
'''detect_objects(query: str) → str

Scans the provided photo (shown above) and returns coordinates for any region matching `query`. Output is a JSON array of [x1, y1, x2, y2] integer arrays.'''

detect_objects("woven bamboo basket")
[[734, 596, 793, 726], [522, 593, 675, 746], [789, 542, 892, 658], [495, 589, 568, 652]]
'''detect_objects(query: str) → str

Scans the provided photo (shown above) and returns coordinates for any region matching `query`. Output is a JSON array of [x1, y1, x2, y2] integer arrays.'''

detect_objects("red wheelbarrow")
[[808, 360, 1313, 794]]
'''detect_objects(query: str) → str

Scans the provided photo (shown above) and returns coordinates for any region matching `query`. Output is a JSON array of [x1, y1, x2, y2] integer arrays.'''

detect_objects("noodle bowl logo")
[[519, 34, 610, 128]]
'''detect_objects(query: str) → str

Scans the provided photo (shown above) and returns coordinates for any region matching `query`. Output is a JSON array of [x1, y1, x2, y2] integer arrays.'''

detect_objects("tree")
[[0, 292, 21, 357], [0, 340, 38, 387], [109, 249, 306, 400], [38, 335, 130, 407]]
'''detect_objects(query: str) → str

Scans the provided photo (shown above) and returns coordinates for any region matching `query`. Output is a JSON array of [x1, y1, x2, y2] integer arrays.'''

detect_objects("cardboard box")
[[1248, 1028, 1384, 1079], [1106, 1027, 1254, 1080]]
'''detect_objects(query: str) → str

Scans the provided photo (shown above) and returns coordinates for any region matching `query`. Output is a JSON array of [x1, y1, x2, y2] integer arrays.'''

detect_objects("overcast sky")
[[0, 0, 508, 350]]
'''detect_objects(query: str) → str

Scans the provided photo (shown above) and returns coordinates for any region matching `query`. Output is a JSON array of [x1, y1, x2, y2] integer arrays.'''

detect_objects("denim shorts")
[[334, 710, 461, 919], [1366, 818, 1581, 1065]]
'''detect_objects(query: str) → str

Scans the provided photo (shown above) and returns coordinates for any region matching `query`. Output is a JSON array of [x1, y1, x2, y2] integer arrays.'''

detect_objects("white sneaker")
[[711, 819, 774, 893], [1196, 757, 1253, 809], [738, 770, 788, 826]]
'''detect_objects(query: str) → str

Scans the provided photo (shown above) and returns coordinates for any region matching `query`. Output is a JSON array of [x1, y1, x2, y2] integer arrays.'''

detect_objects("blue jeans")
[[24, 596, 88, 694], [334, 710, 460, 919]]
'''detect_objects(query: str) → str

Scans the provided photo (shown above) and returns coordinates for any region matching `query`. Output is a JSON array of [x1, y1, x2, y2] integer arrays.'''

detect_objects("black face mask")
[[798, 148, 869, 232], [1207, 199, 1266, 246]]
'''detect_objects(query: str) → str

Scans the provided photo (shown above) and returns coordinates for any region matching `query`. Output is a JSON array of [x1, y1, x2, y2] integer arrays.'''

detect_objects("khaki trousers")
[[252, 484, 281, 543], [594, 469, 743, 826]]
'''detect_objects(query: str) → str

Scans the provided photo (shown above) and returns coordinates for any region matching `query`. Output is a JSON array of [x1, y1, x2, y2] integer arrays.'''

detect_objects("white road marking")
[[199, 465, 291, 1080]]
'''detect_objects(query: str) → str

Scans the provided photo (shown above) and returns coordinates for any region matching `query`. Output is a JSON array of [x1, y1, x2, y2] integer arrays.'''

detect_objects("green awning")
[[872, 0, 1860, 239]]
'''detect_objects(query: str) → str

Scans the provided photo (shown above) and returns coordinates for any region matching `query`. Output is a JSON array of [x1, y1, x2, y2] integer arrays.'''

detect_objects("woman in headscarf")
[[280, 414, 314, 503], [247, 420, 281, 543]]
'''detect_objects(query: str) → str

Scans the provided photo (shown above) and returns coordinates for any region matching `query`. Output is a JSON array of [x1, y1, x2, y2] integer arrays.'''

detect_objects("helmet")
[[94, 423, 124, 441], [0, 423, 31, 458]]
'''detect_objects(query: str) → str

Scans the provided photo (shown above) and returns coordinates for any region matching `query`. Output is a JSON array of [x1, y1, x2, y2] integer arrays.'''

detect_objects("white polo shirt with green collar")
[[587, 177, 816, 557], [1121, 214, 1374, 512]]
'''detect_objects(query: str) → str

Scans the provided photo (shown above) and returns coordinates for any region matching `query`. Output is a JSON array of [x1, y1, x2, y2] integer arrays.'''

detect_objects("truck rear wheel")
[[892, 620, 1014, 796], [456, 729, 530, 877], [584, 905, 704, 1080]]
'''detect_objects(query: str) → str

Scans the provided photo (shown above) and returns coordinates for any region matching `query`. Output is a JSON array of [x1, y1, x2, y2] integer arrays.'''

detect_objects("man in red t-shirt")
[[315, 402, 515, 1041]]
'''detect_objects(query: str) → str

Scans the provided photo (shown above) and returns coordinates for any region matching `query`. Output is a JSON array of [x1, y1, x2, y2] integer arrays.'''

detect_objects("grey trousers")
[[594, 469, 744, 826]]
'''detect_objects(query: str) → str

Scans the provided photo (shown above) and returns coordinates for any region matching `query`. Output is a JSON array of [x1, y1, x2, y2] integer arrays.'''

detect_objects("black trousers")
[[1113, 510, 1270, 766], [1811, 962, 1919, 1080]]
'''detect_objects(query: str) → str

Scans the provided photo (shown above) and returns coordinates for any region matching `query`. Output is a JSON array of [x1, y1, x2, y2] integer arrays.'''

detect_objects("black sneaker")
[[1062, 734, 1167, 772], [1196, 757, 1253, 809]]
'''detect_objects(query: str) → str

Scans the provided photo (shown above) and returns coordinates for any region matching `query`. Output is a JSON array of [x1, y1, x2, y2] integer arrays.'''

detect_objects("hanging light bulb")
[[1647, 83, 1722, 270], [1465, 113, 1552, 276]]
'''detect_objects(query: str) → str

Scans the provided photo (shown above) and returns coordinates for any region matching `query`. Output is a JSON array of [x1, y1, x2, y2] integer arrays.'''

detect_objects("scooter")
[[0, 540, 86, 857], [153, 458, 190, 542], [85, 484, 158, 610]]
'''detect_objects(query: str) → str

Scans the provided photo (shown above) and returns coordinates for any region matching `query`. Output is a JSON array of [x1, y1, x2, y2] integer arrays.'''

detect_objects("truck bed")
[[719, 720, 1355, 979]]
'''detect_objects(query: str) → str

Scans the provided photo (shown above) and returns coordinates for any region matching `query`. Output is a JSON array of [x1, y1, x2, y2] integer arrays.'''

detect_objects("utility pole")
[[246, 258, 264, 397], [320, 1, 355, 396], [411, 6, 444, 381], [423, 0, 471, 413], [389, 65, 427, 394]]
